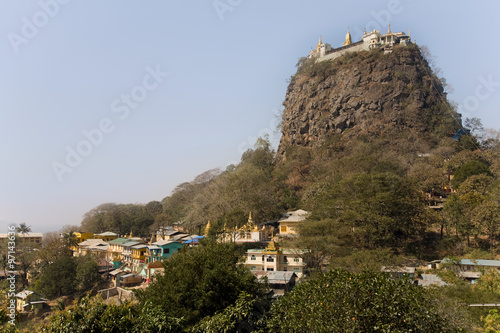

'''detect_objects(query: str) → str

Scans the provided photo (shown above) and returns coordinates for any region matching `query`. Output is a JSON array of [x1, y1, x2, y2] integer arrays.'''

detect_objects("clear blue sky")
[[1, 1, 499, 233]]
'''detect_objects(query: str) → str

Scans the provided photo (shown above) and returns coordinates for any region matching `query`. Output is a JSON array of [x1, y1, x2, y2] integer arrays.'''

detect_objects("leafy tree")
[[482, 309, 500, 333], [452, 159, 491, 188], [15, 222, 31, 235], [42, 295, 182, 333], [307, 172, 425, 249], [62, 231, 78, 249], [135, 241, 261, 326], [75, 258, 100, 292], [191, 292, 269, 333], [266, 269, 464, 332], [36, 256, 100, 299], [36, 256, 77, 299]]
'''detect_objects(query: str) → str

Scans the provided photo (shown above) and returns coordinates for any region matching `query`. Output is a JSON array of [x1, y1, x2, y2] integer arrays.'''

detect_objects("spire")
[[363, 27, 367, 35], [343, 27, 352, 46], [408, 27, 411, 39], [204, 220, 211, 236], [248, 211, 253, 223], [388, 22, 392, 34], [316, 35, 322, 52]]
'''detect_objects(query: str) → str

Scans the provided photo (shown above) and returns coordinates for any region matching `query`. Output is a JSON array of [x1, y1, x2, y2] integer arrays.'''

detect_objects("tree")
[[41, 295, 182, 333], [36, 256, 77, 299], [75, 258, 100, 292], [452, 159, 491, 189], [191, 292, 269, 333], [62, 231, 78, 249], [471, 200, 500, 249], [265, 269, 464, 332], [135, 241, 261, 326], [15, 222, 31, 235], [307, 172, 425, 249]]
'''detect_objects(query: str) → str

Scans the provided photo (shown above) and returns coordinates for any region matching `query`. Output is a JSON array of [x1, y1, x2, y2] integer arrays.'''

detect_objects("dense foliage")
[[41, 296, 182, 333], [266, 269, 463, 332], [135, 241, 262, 326], [34, 255, 101, 299]]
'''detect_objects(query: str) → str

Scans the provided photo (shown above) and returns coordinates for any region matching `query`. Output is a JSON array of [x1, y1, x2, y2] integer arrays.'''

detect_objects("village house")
[[15, 290, 48, 312], [243, 240, 307, 278], [75, 238, 109, 257], [106, 238, 130, 268], [278, 209, 310, 236], [0, 232, 43, 244], [131, 244, 148, 266], [429, 258, 500, 283], [146, 240, 183, 263], [147, 260, 164, 281], [121, 241, 141, 265], [95, 231, 118, 242]]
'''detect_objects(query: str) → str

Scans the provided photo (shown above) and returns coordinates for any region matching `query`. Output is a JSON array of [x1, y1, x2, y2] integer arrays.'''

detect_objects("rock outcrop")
[[277, 45, 460, 158]]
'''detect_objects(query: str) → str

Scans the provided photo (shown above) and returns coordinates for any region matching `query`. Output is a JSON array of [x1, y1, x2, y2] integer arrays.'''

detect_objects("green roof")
[[108, 238, 130, 244]]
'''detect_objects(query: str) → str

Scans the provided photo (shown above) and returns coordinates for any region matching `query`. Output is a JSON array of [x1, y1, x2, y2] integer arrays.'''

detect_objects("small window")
[[293, 268, 300, 273], [283, 256, 288, 263], [251, 255, 256, 261], [281, 226, 287, 233], [267, 267, 274, 271], [266, 256, 274, 262], [294, 258, 300, 263], [164, 249, 170, 254], [251, 266, 256, 270]]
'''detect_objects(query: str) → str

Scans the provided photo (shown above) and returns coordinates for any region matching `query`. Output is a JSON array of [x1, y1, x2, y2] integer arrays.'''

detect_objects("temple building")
[[243, 240, 307, 278], [218, 212, 273, 244], [304, 24, 412, 64]]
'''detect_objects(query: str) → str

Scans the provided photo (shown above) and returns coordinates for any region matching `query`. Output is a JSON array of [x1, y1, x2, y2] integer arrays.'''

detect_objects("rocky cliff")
[[277, 45, 461, 158]]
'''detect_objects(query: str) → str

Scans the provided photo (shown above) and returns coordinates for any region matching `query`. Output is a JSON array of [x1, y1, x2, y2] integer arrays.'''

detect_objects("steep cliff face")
[[277, 45, 460, 158]]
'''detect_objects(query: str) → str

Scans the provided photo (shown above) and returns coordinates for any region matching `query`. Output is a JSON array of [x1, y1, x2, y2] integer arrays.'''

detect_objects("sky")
[[1, 1, 499, 233]]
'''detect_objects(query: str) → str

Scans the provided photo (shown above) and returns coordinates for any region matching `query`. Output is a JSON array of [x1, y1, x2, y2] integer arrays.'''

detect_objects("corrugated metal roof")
[[96, 232, 117, 236], [131, 244, 148, 249], [0, 233, 43, 238], [122, 241, 141, 247], [442, 258, 500, 267], [153, 240, 182, 246], [15, 290, 34, 299], [108, 238, 131, 244], [254, 271, 297, 283], [279, 209, 311, 223]]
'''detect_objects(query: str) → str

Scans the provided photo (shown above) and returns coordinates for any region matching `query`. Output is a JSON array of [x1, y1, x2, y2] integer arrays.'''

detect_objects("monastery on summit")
[[306, 24, 412, 63]]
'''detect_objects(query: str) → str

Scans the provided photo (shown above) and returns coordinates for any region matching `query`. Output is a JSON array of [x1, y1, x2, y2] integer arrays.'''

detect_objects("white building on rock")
[[302, 24, 412, 65]]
